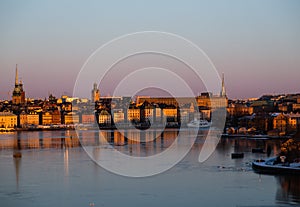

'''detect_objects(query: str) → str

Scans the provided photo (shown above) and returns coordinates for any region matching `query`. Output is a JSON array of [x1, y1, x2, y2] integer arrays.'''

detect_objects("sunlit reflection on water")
[[276, 175, 300, 205], [0, 129, 299, 206]]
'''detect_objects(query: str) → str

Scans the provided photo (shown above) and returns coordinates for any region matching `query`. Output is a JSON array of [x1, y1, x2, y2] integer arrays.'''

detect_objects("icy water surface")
[[0, 130, 299, 207]]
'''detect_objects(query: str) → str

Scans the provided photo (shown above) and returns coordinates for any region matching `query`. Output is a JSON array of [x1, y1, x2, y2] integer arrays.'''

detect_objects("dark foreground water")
[[0, 130, 299, 207]]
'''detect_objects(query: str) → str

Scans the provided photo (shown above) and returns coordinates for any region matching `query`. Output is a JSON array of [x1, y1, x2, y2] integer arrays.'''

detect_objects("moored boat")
[[187, 119, 211, 128], [252, 157, 300, 175]]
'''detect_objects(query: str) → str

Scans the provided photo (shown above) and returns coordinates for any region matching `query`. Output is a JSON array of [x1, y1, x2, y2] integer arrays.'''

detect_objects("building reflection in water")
[[84, 129, 183, 158], [64, 147, 69, 177], [3, 129, 296, 203], [76, 130, 285, 160], [276, 175, 300, 205], [13, 156, 21, 190], [13, 132, 22, 190], [1, 130, 284, 157], [0, 130, 81, 150]]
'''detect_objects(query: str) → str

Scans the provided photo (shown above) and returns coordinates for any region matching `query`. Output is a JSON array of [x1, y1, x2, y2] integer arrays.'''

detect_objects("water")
[[0, 130, 299, 207]]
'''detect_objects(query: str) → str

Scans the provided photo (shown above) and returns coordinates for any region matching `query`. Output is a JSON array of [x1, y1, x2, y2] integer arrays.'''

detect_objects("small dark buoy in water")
[[231, 152, 244, 159], [13, 152, 22, 158], [252, 148, 265, 153]]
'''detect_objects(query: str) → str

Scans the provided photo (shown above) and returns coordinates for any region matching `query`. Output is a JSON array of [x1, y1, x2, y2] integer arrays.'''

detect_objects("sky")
[[0, 0, 299, 100]]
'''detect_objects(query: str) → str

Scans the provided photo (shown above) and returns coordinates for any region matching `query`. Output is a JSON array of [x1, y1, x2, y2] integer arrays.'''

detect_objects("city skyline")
[[1, 64, 299, 101], [0, 0, 300, 99], [1, 2, 300, 206]]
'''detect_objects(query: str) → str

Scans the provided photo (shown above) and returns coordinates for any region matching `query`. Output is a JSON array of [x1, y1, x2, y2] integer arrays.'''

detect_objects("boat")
[[187, 119, 211, 128], [252, 157, 300, 175]]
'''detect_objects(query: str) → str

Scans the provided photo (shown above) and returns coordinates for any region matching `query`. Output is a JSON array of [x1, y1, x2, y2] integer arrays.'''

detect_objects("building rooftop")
[[284, 113, 300, 118], [0, 112, 16, 116]]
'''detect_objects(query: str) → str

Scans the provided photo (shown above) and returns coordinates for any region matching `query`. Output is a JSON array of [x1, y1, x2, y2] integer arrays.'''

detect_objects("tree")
[[280, 139, 300, 162]]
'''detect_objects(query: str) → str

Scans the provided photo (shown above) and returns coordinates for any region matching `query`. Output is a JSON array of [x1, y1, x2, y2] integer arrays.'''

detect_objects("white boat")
[[187, 119, 211, 128], [252, 157, 300, 175]]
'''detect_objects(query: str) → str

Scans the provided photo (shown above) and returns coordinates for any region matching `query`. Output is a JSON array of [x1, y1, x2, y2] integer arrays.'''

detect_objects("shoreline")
[[0, 127, 292, 140]]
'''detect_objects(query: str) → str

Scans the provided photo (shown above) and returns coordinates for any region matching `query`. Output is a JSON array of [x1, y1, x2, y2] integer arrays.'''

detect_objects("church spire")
[[220, 73, 226, 97], [15, 64, 18, 86]]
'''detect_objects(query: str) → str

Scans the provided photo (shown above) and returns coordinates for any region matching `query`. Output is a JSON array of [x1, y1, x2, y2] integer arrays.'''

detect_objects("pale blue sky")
[[0, 0, 299, 99]]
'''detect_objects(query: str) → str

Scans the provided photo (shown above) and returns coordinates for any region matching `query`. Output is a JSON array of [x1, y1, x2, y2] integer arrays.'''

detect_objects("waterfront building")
[[19, 111, 40, 127], [179, 108, 191, 124], [285, 113, 300, 132], [144, 107, 154, 119], [227, 103, 254, 117], [95, 96, 124, 111], [40, 109, 61, 125], [138, 101, 155, 123], [98, 110, 111, 125], [12, 65, 26, 105], [19, 111, 27, 127], [136, 75, 228, 110], [135, 92, 227, 125], [27, 111, 40, 125], [292, 103, 300, 112], [0, 112, 17, 128], [155, 107, 162, 119], [52, 110, 61, 124], [127, 108, 140, 122], [112, 109, 124, 123], [270, 112, 300, 135], [251, 100, 275, 113], [162, 107, 178, 126], [196, 95, 228, 109], [152, 107, 162, 123], [81, 114, 95, 124], [137, 95, 227, 110], [64, 112, 79, 125], [137, 97, 195, 108], [272, 113, 287, 135], [278, 103, 289, 113], [162, 108, 177, 120], [42, 112, 53, 125]]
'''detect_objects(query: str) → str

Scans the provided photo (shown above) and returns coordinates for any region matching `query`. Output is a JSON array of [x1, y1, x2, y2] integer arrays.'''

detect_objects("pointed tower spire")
[[220, 73, 226, 97], [15, 64, 18, 86]]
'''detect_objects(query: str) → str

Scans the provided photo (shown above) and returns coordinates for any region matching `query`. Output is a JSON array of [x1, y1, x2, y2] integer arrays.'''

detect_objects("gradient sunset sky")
[[0, 0, 299, 100]]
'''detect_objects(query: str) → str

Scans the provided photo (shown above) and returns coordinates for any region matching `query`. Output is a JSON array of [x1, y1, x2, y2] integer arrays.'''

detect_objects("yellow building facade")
[[20, 112, 40, 126], [127, 109, 140, 121], [273, 113, 287, 135], [99, 110, 111, 124], [0, 112, 17, 128], [64, 112, 79, 125]]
